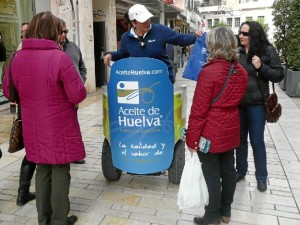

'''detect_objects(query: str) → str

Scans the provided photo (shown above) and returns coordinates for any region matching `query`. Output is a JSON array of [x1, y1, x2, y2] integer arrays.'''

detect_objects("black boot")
[[16, 156, 36, 206], [67, 215, 78, 225]]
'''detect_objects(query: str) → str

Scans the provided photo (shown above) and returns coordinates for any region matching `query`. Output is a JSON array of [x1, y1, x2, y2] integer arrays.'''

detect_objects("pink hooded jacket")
[[3, 38, 87, 164]]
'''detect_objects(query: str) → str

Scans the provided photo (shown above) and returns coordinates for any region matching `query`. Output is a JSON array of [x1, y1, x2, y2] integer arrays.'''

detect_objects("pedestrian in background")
[[58, 19, 87, 84], [58, 19, 87, 165], [3, 11, 87, 225], [103, 4, 203, 83], [16, 23, 29, 50], [185, 26, 248, 225], [13, 22, 37, 207], [235, 21, 284, 192], [0, 32, 6, 84], [179, 46, 187, 68], [166, 43, 182, 77]]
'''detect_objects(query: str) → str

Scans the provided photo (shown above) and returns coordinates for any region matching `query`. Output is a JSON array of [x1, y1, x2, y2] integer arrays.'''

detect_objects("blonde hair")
[[206, 26, 238, 62]]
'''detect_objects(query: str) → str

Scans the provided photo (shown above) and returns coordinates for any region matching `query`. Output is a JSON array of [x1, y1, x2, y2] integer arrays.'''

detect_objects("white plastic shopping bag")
[[177, 151, 209, 210]]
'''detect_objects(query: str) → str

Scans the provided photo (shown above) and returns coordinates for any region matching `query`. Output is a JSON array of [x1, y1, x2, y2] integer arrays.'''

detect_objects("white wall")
[[34, 0, 51, 13], [92, 0, 116, 82], [35, 0, 96, 93], [92, 0, 117, 52]]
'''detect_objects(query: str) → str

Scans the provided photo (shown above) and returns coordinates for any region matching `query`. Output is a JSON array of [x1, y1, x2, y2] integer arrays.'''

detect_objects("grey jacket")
[[62, 39, 87, 83]]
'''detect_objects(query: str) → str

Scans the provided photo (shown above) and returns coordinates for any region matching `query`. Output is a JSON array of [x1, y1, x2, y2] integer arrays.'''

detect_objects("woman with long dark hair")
[[235, 21, 284, 192]]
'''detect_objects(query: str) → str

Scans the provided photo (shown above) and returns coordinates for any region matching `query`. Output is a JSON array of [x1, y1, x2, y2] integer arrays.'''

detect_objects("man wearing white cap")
[[103, 4, 202, 83]]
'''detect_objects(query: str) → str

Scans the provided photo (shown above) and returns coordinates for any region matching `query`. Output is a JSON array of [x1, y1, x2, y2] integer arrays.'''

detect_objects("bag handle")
[[211, 63, 234, 105], [8, 53, 17, 103], [8, 52, 20, 117], [256, 72, 276, 101], [271, 82, 275, 93]]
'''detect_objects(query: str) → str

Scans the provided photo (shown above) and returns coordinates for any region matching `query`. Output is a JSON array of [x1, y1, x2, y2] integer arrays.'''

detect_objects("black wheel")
[[168, 140, 185, 184], [102, 138, 122, 181]]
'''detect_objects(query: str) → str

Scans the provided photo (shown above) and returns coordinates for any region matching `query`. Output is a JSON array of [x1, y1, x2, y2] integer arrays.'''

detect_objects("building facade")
[[0, 0, 276, 105], [195, 0, 276, 41], [0, 0, 35, 105]]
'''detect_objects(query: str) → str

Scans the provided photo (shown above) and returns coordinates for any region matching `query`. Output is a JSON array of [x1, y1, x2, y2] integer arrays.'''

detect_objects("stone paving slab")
[[0, 67, 300, 224]]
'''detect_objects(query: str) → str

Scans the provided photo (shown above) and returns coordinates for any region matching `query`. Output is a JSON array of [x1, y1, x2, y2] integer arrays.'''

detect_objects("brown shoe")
[[221, 216, 231, 224]]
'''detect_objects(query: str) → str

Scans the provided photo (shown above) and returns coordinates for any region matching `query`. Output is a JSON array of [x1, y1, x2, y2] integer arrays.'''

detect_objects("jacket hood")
[[22, 38, 61, 50]]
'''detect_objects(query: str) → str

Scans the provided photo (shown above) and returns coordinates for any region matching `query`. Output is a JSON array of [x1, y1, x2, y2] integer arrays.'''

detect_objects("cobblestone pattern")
[[0, 66, 300, 225]]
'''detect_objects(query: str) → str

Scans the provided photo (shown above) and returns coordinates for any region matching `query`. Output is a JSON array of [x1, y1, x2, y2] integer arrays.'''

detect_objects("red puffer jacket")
[[186, 59, 248, 153]]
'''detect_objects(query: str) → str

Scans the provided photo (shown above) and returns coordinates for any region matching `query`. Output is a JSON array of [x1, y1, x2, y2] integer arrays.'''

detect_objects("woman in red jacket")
[[186, 27, 248, 225]]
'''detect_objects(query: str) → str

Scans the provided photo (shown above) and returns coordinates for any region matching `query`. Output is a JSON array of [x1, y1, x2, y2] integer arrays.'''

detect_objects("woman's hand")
[[103, 53, 112, 66], [188, 147, 198, 152], [194, 30, 204, 37], [252, 55, 262, 70]]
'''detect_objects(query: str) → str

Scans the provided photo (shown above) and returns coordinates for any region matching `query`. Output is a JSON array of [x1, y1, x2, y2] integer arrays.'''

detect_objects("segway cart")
[[101, 57, 187, 184]]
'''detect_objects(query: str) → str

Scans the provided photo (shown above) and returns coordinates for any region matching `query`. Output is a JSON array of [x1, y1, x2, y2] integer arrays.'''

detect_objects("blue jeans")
[[236, 105, 268, 181]]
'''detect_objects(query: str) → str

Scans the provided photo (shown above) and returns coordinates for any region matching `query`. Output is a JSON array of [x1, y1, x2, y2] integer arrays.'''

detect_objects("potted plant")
[[272, 0, 300, 96], [272, 0, 289, 90]]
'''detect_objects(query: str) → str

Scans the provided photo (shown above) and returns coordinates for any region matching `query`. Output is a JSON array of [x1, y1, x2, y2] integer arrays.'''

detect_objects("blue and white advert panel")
[[108, 57, 174, 174]]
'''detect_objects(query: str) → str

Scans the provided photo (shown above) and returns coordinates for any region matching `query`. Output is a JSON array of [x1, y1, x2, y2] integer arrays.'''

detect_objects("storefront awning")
[[115, 0, 182, 17]]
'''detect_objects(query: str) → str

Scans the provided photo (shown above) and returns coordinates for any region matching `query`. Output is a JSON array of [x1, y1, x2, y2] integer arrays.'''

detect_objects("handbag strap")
[[211, 63, 234, 105], [255, 72, 275, 101], [8, 52, 19, 116], [9, 52, 17, 102]]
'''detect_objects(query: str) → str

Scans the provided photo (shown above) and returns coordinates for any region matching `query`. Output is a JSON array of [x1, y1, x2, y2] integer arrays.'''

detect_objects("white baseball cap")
[[128, 4, 153, 23]]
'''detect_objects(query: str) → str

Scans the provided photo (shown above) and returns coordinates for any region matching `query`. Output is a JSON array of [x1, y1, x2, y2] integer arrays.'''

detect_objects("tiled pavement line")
[[176, 70, 300, 225], [0, 65, 299, 224]]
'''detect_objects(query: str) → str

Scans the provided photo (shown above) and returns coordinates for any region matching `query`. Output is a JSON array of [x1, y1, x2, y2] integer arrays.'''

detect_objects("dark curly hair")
[[239, 21, 271, 63]]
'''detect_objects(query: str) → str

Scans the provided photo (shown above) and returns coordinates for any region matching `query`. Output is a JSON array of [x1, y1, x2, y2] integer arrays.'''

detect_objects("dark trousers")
[[36, 164, 71, 225], [198, 149, 236, 219]]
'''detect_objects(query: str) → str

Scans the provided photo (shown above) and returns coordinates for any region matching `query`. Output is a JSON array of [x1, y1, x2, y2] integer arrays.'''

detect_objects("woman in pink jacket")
[[3, 12, 87, 225], [186, 27, 248, 225]]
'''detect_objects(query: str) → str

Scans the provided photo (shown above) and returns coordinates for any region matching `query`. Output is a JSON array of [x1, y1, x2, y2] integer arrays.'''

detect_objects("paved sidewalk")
[[0, 66, 300, 225]]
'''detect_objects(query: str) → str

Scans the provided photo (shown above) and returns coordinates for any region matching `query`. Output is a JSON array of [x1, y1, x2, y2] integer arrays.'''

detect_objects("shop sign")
[[93, 9, 106, 17], [107, 58, 174, 174]]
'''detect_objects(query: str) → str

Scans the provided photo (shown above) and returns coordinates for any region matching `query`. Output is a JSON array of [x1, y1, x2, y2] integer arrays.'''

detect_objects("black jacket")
[[0, 41, 6, 62], [238, 45, 284, 105]]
